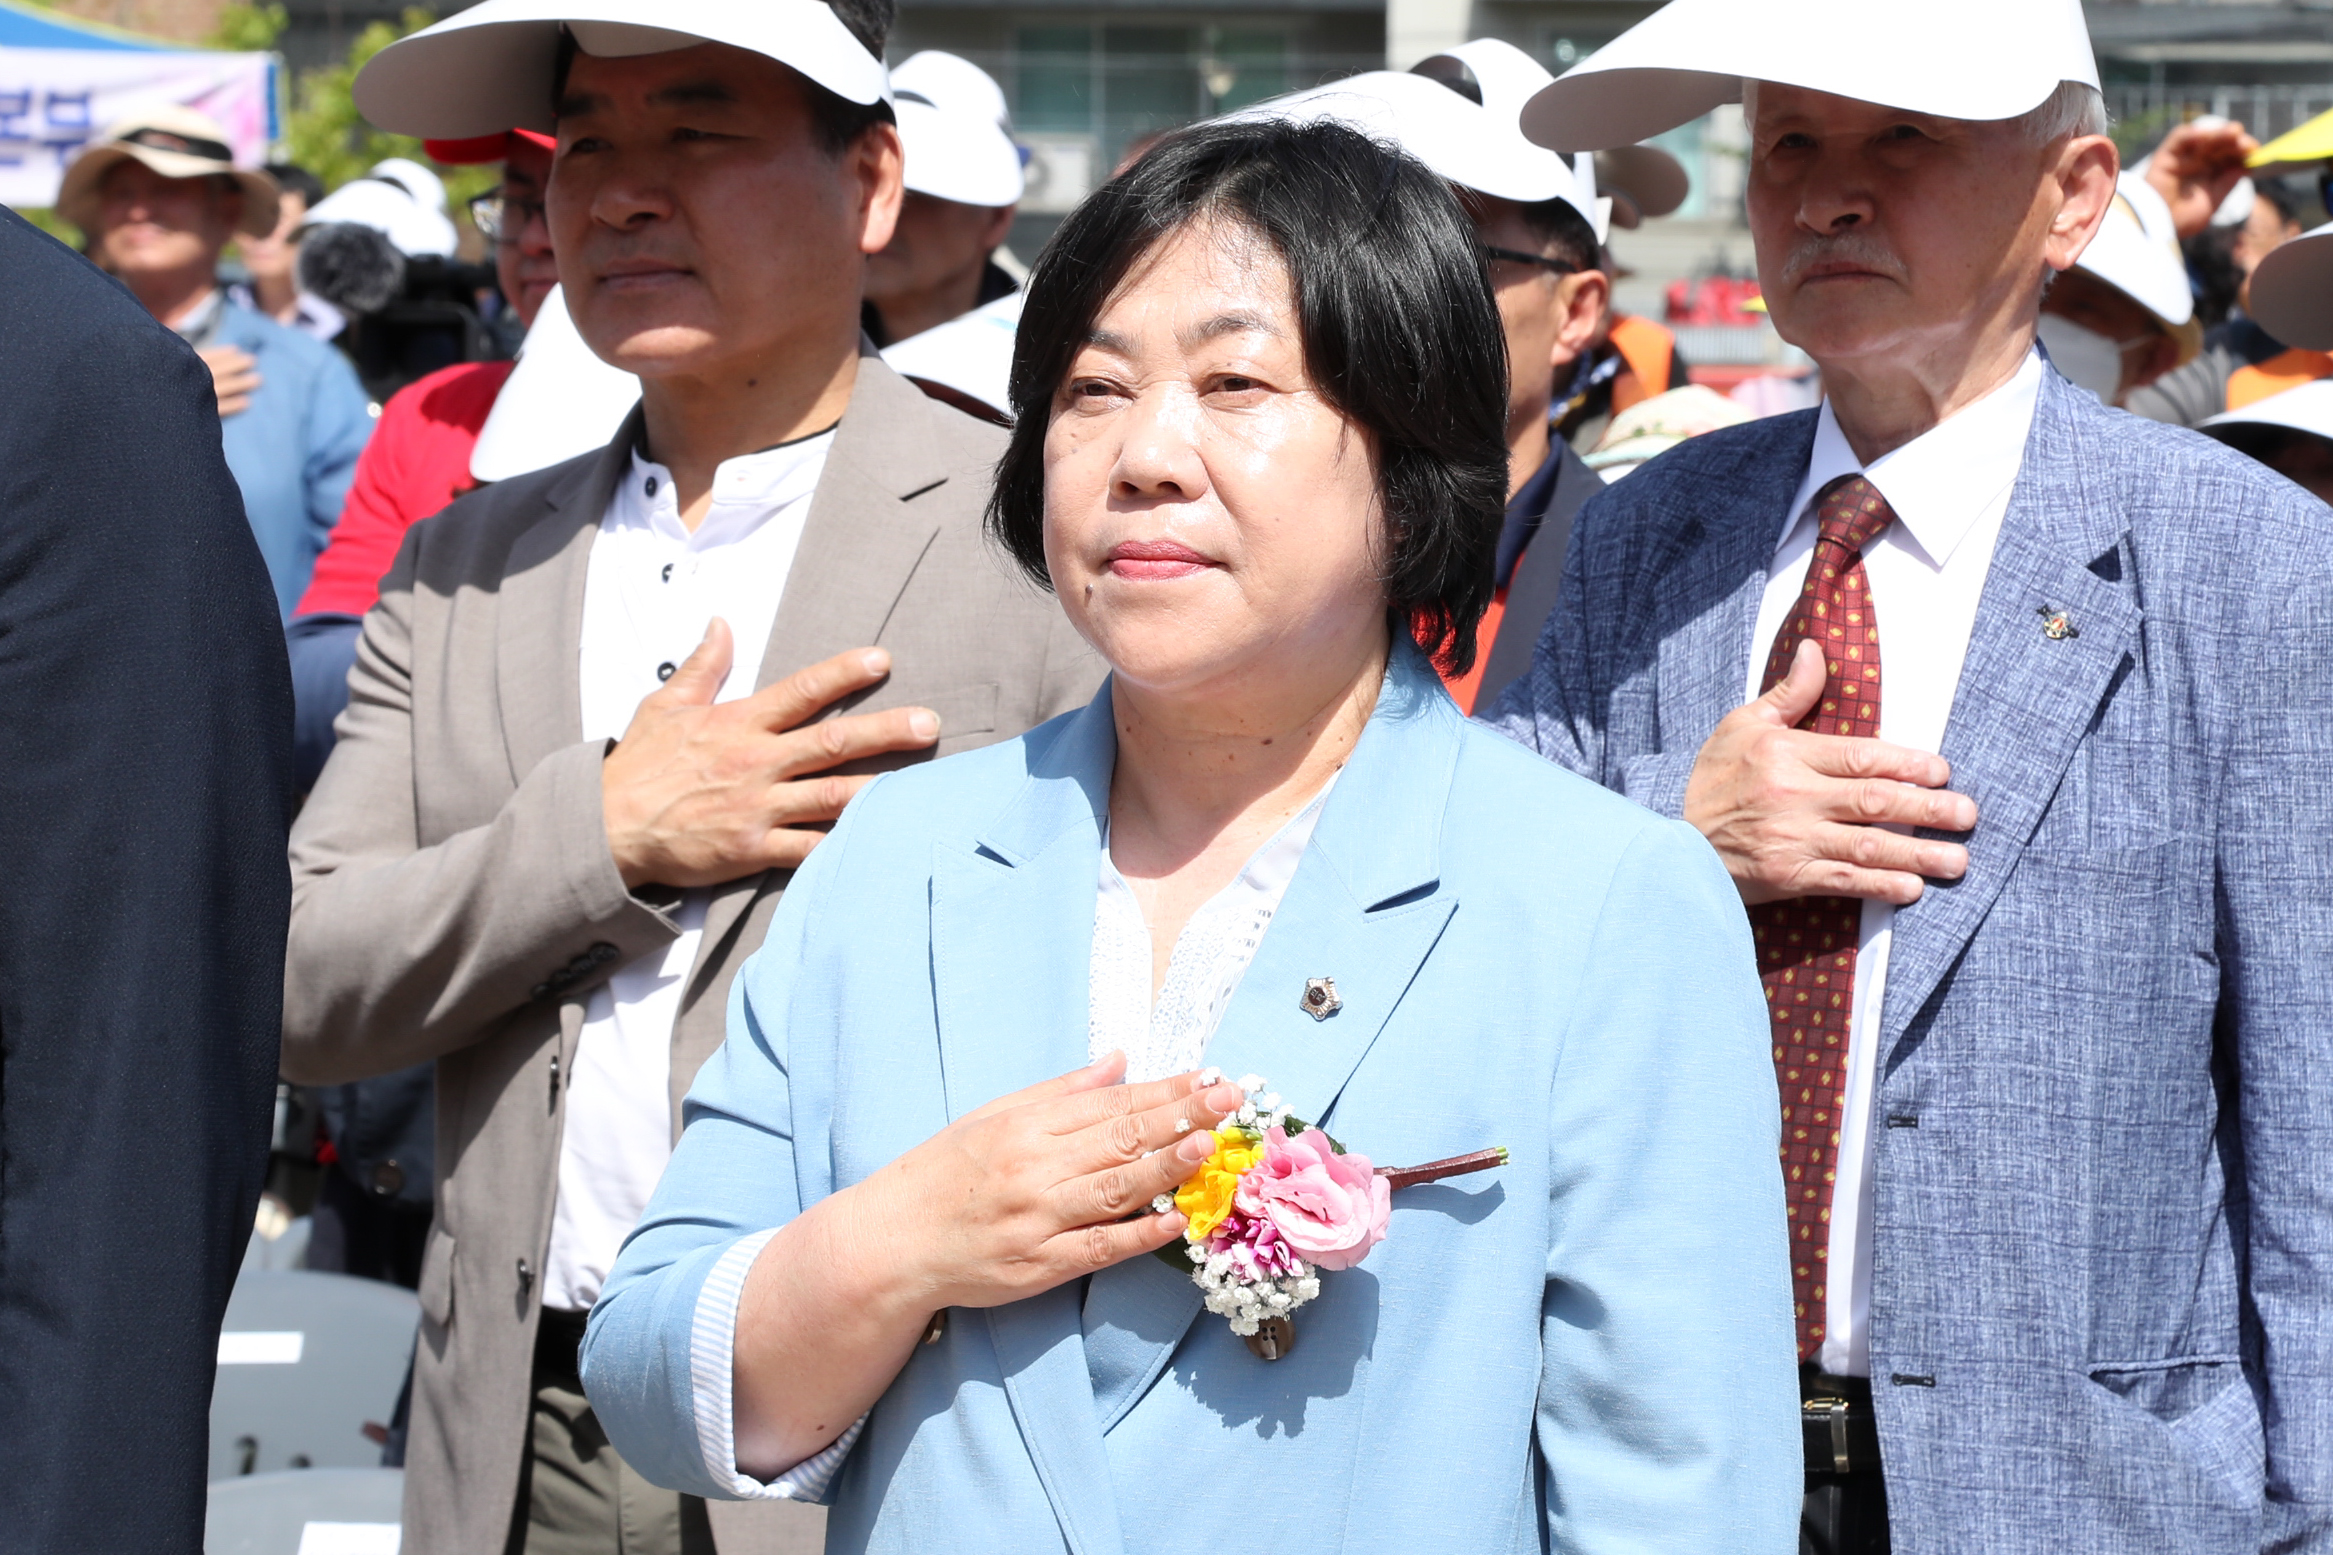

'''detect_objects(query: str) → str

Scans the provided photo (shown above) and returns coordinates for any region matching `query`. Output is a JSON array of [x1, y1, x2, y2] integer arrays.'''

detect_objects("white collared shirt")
[[1748, 349, 2042, 1376], [542, 431, 831, 1314]]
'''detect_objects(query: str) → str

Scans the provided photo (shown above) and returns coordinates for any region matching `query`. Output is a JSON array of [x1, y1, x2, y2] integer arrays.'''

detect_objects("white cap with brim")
[[892, 52, 1022, 207], [56, 105, 280, 238], [353, 0, 886, 141], [305, 157, 462, 258], [881, 288, 1023, 421], [471, 284, 643, 483], [1229, 69, 1591, 214], [2203, 377, 2333, 442], [2245, 221, 2333, 350], [2072, 172, 2199, 360], [1520, 0, 2100, 152]]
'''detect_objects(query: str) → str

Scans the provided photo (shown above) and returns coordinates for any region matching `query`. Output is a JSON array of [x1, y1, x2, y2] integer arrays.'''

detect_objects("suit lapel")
[[1653, 412, 1817, 760], [493, 416, 638, 784], [1876, 374, 2141, 1054], [690, 359, 958, 1005], [1081, 648, 1463, 1428], [931, 693, 1125, 1555]]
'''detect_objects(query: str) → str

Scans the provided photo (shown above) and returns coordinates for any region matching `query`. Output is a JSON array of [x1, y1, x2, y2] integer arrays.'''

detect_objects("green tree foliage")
[[280, 7, 494, 207], [209, 1, 287, 52]]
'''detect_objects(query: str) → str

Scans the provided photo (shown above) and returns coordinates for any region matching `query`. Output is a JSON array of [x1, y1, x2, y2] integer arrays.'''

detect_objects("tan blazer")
[[283, 358, 1099, 1555]]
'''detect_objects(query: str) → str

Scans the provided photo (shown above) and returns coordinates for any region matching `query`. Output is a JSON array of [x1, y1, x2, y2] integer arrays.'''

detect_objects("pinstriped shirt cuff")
[[688, 1228, 865, 1501]]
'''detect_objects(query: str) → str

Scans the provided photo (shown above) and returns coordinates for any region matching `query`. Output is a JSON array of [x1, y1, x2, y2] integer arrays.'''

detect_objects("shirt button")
[[368, 1160, 406, 1198], [657, 661, 676, 681]]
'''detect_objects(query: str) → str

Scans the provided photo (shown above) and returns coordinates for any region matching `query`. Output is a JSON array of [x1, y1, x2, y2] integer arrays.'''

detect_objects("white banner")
[[0, 46, 273, 211]]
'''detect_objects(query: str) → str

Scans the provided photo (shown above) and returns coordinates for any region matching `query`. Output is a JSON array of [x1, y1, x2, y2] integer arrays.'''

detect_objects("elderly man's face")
[[1745, 84, 2087, 375], [94, 160, 238, 278], [551, 42, 902, 381]]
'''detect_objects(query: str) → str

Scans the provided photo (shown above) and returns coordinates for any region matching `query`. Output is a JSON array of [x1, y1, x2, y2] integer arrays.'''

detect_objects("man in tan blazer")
[[283, 2, 1097, 1551]]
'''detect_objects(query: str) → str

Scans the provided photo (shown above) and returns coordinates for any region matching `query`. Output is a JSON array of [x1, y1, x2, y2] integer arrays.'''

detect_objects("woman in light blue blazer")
[[583, 119, 1800, 1553]]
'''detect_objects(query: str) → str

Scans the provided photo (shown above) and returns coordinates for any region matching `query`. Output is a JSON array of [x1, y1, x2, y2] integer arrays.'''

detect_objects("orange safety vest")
[[1608, 314, 1678, 416], [2227, 347, 2333, 411]]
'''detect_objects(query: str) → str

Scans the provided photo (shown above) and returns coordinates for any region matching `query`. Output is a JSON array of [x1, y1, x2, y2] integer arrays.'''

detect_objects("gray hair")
[[1741, 79, 2111, 146]]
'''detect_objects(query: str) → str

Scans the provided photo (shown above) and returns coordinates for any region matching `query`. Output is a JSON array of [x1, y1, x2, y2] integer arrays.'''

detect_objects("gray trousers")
[[507, 1342, 715, 1555]]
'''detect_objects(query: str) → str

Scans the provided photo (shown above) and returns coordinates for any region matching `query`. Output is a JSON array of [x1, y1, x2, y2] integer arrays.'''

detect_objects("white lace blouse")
[[1088, 775, 1337, 1081]]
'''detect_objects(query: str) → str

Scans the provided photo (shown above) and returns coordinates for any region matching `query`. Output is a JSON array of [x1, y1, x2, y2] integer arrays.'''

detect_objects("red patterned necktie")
[[1747, 474, 1893, 1362]]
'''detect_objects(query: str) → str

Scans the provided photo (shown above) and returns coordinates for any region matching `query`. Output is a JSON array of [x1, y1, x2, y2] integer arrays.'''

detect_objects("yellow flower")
[[1174, 1131, 1263, 1241]]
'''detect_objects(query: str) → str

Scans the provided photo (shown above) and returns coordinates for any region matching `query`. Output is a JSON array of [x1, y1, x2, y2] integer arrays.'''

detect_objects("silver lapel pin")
[[2036, 605, 2079, 641], [1301, 977, 1341, 1020]]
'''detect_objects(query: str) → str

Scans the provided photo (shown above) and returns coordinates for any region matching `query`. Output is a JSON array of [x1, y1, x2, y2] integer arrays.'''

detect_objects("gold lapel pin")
[[1301, 977, 1342, 1020], [2037, 605, 2079, 641]]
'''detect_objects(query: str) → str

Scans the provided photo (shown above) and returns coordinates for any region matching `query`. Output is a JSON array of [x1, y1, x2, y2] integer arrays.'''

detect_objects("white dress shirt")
[[686, 774, 1338, 1499], [1749, 349, 2041, 1376], [541, 431, 831, 1314]]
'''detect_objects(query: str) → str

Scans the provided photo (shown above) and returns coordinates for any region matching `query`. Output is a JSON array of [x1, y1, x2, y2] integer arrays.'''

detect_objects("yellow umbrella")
[[2249, 107, 2333, 175]]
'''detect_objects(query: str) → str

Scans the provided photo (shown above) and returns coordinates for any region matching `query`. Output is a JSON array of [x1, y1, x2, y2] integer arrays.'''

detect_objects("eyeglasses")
[[1479, 243, 1580, 276], [467, 192, 546, 244]]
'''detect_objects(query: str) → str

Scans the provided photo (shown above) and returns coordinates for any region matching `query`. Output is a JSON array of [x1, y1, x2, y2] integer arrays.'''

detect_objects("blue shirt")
[[184, 295, 374, 618]]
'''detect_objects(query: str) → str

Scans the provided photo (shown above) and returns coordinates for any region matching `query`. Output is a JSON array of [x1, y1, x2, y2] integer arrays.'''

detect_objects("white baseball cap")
[[2245, 220, 2333, 350], [892, 51, 1023, 208], [2203, 377, 2333, 442], [1231, 65, 1593, 217], [2071, 172, 2198, 351], [303, 158, 461, 258], [353, 0, 887, 140], [470, 284, 642, 482], [1521, 0, 2100, 152], [881, 288, 1022, 421]]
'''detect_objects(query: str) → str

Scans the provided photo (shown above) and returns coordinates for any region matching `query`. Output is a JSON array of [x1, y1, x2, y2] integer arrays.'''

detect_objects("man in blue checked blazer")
[[1492, 3, 2333, 1552]]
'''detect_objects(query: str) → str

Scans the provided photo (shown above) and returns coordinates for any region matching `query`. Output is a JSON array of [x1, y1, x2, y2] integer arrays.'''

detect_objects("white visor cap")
[[1520, 0, 2100, 152], [882, 288, 1023, 421], [305, 157, 461, 258], [2075, 173, 2195, 333], [353, 0, 887, 140], [2203, 377, 2333, 442], [470, 284, 642, 483], [892, 51, 1023, 207], [1230, 68, 1593, 215], [2246, 220, 2333, 350]]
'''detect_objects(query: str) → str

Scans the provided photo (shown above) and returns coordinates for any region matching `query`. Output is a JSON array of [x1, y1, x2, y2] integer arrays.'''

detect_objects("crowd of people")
[[2, 0, 2329, 1551]]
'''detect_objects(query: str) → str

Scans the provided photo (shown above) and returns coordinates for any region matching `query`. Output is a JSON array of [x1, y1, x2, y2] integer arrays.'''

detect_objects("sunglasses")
[[1479, 243, 1580, 276], [467, 192, 546, 245]]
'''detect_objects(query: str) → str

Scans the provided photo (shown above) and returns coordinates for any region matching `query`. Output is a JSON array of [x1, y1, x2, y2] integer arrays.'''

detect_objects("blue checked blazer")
[[1484, 366, 2333, 1553]]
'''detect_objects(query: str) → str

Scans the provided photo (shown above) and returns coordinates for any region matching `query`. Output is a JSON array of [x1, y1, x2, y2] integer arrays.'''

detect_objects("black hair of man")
[[987, 117, 1511, 675], [1516, 194, 1601, 276], [263, 162, 326, 209], [548, 0, 897, 159]]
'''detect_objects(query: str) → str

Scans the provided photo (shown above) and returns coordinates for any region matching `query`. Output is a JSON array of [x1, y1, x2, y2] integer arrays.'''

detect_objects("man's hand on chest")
[[600, 619, 941, 889]]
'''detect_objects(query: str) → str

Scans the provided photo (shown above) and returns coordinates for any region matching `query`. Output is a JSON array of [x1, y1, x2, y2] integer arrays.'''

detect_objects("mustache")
[[1779, 232, 1906, 285]]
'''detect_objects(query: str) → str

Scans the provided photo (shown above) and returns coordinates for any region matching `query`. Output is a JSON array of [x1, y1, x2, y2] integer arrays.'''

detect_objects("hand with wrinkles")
[[1685, 639, 1979, 906], [731, 1056, 1245, 1476], [600, 618, 940, 889]]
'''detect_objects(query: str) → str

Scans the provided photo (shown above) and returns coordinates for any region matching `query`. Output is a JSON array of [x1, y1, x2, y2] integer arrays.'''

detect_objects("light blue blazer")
[[583, 645, 1802, 1554]]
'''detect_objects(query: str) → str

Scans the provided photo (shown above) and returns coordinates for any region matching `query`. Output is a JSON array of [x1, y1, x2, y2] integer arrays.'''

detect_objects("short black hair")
[[987, 118, 1511, 675], [1516, 195, 1601, 275], [264, 162, 325, 208]]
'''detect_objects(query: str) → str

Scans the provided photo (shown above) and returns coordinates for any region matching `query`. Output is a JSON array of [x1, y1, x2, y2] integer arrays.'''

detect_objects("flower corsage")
[[1151, 1069, 1507, 1360]]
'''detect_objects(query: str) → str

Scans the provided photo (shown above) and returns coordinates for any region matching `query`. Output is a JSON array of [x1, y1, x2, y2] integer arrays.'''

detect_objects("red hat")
[[423, 127, 555, 165]]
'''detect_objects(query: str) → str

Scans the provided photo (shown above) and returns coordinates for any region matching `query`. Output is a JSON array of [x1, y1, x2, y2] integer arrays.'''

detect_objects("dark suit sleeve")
[[0, 213, 292, 1552], [1473, 446, 1595, 711]]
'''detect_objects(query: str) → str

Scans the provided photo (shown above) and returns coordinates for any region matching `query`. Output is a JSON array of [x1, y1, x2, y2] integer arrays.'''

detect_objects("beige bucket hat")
[[56, 104, 279, 238]]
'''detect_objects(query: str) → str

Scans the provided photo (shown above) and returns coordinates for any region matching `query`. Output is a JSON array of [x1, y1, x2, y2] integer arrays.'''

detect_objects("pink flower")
[[1233, 1126, 1390, 1271], [1207, 1209, 1306, 1281]]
